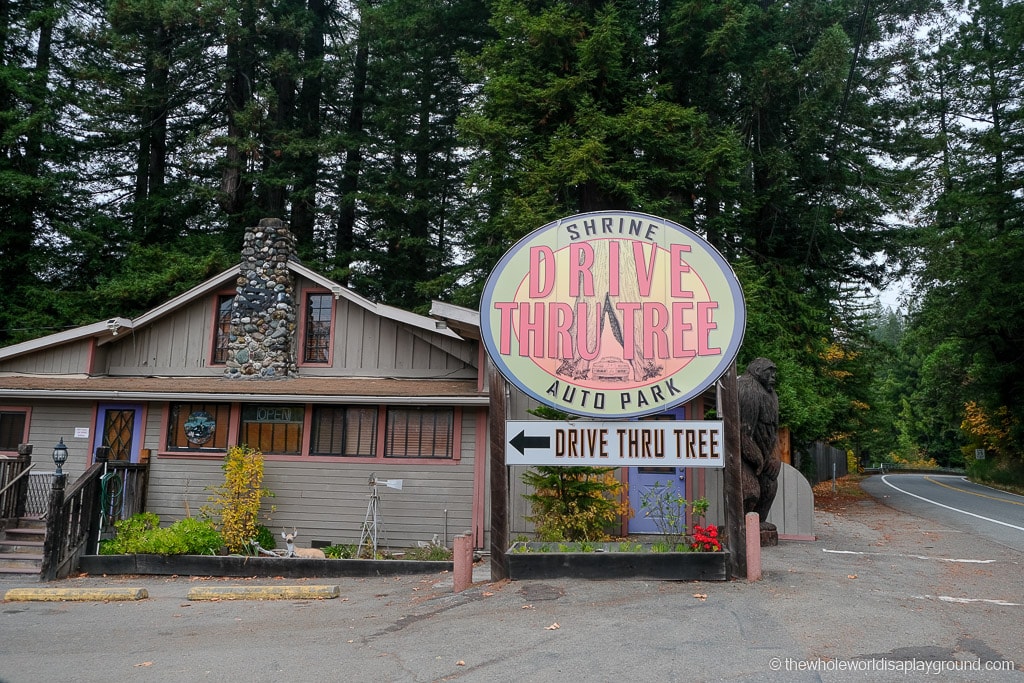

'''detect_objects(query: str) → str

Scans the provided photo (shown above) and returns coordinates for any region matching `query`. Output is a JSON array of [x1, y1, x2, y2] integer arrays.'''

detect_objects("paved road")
[[861, 474, 1024, 552], [1, 482, 1022, 683]]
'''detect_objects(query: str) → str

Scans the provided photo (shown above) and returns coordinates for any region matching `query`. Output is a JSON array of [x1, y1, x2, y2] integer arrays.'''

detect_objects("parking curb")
[[4, 587, 149, 602], [185, 585, 341, 601]]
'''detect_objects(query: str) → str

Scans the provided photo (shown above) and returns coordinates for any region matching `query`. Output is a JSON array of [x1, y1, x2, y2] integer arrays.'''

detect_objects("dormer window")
[[303, 292, 333, 363], [212, 294, 234, 364]]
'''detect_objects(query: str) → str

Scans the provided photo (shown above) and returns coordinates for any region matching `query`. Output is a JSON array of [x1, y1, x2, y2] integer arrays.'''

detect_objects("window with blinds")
[[310, 406, 378, 457], [385, 407, 454, 459], [240, 405, 304, 455]]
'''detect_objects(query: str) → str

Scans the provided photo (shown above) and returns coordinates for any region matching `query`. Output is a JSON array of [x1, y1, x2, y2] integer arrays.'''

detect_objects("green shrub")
[[253, 524, 276, 550], [100, 513, 223, 556], [521, 406, 633, 542], [405, 544, 453, 561], [322, 543, 358, 559], [967, 456, 1024, 492], [522, 466, 632, 542]]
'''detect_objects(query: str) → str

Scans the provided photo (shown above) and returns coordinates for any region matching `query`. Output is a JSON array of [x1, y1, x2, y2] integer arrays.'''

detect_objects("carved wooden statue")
[[738, 357, 781, 545]]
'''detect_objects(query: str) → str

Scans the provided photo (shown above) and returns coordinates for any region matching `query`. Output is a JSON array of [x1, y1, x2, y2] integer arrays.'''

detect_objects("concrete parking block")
[[4, 587, 149, 602], [185, 584, 341, 601]]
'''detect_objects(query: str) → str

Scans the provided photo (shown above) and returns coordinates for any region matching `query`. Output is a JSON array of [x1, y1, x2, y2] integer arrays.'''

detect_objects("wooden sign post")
[[720, 363, 747, 578]]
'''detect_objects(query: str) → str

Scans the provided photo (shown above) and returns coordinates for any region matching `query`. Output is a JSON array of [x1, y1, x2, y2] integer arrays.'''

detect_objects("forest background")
[[2, 0, 1021, 484]]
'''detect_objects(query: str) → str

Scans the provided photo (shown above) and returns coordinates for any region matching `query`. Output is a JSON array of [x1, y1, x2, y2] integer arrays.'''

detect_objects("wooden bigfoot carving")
[[738, 358, 781, 543]]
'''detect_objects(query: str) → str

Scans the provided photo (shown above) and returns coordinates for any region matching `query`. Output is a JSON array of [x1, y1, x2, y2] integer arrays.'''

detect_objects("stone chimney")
[[224, 218, 298, 378]]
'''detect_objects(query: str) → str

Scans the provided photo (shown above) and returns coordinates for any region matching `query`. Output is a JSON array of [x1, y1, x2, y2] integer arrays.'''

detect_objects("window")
[[303, 293, 332, 363], [0, 411, 27, 451], [385, 408, 454, 459], [311, 406, 377, 457], [240, 404, 304, 454], [167, 403, 231, 451], [212, 294, 234, 364]]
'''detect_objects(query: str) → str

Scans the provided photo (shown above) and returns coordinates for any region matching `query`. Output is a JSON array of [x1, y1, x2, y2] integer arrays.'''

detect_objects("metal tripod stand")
[[357, 478, 386, 557]]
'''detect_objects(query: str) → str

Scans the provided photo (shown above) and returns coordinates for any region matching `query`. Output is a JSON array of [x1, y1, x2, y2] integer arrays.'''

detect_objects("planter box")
[[79, 554, 452, 579], [506, 542, 728, 581]]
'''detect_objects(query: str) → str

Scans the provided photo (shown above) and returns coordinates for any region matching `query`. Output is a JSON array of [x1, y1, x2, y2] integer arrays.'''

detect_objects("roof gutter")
[[0, 389, 490, 405]]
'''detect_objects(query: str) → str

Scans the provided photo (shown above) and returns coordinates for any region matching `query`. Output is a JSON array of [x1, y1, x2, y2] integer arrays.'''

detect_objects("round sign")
[[184, 410, 216, 445], [480, 211, 745, 418]]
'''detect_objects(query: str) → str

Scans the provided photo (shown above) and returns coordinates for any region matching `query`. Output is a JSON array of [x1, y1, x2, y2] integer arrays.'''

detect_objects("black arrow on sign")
[[509, 430, 551, 455]]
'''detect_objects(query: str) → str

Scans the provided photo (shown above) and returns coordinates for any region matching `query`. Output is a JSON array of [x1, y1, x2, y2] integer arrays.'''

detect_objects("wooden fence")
[[801, 442, 848, 485]]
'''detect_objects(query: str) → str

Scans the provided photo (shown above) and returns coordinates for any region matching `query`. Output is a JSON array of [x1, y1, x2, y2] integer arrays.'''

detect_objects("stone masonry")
[[223, 218, 298, 379]]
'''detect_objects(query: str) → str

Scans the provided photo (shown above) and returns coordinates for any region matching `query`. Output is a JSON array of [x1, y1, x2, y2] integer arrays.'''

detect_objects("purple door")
[[627, 407, 687, 534], [95, 404, 143, 463]]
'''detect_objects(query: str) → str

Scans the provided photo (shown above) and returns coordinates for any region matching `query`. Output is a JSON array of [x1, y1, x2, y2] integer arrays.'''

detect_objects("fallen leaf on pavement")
[[546, 623, 560, 630], [693, 593, 707, 601]]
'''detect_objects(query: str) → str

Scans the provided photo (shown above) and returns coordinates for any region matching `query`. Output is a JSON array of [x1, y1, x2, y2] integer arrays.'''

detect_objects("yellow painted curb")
[[4, 587, 149, 602], [186, 585, 341, 601]]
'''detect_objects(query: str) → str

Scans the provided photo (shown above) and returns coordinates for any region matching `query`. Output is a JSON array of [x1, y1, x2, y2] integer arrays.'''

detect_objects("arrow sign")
[[504, 420, 724, 467], [509, 430, 551, 455]]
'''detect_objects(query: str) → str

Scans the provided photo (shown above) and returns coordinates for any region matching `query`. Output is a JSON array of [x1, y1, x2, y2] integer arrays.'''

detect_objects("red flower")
[[690, 524, 722, 552]]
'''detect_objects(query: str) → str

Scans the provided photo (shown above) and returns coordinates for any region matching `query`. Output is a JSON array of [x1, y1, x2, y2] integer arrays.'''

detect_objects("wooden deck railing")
[[0, 448, 34, 522], [40, 460, 149, 582]]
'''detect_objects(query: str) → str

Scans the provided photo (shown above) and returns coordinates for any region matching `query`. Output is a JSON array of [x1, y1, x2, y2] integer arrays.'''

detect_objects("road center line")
[[880, 475, 1024, 532]]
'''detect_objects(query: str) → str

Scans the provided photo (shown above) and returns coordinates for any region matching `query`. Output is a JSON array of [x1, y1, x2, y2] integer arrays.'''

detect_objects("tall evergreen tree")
[[0, 0, 97, 342], [900, 0, 1024, 465], [341, 0, 491, 310]]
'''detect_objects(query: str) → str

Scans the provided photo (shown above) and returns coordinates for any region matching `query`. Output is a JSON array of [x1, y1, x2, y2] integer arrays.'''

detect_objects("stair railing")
[[0, 446, 34, 521], [40, 462, 103, 581]]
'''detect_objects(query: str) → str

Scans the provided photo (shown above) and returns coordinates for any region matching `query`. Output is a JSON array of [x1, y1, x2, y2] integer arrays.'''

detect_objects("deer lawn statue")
[[282, 528, 326, 558]]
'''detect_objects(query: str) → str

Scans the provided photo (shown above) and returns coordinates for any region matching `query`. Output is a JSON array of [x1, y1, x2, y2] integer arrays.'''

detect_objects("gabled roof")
[[0, 261, 462, 362], [0, 317, 134, 360], [129, 260, 461, 340], [430, 300, 480, 341]]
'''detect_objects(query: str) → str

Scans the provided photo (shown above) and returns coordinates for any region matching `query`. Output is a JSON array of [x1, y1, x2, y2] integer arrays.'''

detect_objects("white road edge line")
[[822, 549, 995, 563], [880, 475, 1024, 532]]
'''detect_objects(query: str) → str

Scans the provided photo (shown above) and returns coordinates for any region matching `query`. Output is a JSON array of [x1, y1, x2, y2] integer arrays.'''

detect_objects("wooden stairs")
[[0, 518, 45, 576]]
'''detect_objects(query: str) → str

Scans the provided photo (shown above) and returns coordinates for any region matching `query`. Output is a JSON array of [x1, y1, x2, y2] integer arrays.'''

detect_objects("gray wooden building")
[[0, 220, 489, 550]]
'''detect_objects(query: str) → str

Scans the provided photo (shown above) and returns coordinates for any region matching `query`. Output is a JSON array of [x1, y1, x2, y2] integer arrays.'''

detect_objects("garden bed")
[[79, 553, 453, 579], [505, 542, 729, 581]]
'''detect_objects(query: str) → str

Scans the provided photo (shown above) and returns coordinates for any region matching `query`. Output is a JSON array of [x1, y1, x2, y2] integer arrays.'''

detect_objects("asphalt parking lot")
[[2, 483, 1022, 682]]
